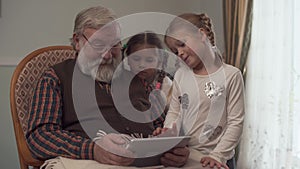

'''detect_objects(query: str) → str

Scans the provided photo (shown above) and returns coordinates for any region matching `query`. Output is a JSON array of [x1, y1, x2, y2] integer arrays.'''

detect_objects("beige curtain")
[[223, 0, 253, 75], [237, 0, 300, 168]]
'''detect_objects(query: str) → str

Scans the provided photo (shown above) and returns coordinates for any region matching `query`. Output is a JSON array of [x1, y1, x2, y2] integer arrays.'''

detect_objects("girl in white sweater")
[[154, 13, 245, 169]]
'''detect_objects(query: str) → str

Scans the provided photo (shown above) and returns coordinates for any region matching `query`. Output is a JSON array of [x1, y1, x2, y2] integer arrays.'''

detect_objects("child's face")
[[128, 44, 160, 80], [165, 29, 204, 71]]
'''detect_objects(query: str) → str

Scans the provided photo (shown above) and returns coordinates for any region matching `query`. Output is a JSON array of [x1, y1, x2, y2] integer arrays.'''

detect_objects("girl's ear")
[[198, 28, 207, 42], [73, 33, 80, 51]]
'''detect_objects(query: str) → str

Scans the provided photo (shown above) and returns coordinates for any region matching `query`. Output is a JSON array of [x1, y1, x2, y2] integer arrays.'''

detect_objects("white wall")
[[0, 0, 224, 65], [0, 1, 223, 168]]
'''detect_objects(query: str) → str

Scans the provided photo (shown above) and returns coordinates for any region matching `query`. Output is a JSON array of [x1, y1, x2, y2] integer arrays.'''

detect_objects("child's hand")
[[200, 156, 229, 169], [153, 123, 178, 137], [152, 127, 169, 136]]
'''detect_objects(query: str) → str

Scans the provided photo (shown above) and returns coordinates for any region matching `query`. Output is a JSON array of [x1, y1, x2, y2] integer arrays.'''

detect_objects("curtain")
[[237, 0, 300, 168], [223, 0, 253, 74]]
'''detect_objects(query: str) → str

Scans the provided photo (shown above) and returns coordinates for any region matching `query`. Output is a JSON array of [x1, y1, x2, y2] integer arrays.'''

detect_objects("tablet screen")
[[126, 136, 191, 157], [127, 136, 191, 167]]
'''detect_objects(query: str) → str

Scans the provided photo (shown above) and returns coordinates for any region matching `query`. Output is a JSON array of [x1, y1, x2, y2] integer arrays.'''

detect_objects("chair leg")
[[226, 157, 236, 169], [19, 157, 29, 169]]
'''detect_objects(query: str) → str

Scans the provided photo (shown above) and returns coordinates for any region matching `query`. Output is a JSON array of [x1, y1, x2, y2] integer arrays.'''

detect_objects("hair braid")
[[198, 13, 216, 46], [168, 13, 216, 47]]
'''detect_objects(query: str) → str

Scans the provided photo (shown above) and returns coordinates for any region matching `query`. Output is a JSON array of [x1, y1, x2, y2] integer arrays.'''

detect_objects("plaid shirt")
[[26, 68, 94, 160]]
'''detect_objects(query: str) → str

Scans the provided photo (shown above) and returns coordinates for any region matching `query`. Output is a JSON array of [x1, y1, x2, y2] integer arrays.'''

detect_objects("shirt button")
[[125, 127, 130, 131]]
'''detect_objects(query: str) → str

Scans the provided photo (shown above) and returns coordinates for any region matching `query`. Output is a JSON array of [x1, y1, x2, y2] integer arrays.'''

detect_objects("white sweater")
[[164, 63, 245, 164]]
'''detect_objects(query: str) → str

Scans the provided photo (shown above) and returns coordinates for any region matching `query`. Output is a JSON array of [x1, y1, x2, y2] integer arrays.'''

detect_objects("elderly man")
[[26, 6, 189, 167]]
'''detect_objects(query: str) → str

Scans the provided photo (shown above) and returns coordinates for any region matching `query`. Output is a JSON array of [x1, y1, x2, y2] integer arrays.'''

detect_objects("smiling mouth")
[[183, 56, 189, 63]]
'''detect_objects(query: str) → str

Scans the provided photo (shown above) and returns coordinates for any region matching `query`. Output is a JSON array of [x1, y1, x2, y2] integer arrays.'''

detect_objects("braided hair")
[[166, 13, 216, 47], [165, 13, 223, 61]]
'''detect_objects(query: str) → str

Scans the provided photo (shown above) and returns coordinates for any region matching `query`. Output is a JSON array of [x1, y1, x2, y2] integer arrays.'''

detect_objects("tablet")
[[127, 136, 191, 167]]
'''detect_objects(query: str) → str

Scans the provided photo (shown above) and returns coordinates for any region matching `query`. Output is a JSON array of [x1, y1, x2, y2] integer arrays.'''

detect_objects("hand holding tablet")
[[125, 135, 191, 157], [125, 135, 191, 167]]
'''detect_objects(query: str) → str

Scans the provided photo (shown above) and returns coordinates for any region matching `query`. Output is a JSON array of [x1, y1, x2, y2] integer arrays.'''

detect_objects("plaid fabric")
[[141, 78, 167, 128], [26, 68, 94, 160], [15, 48, 76, 135]]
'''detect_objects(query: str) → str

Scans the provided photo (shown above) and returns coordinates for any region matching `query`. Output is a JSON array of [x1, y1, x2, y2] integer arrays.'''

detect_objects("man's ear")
[[73, 33, 80, 51], [198, 28, 207, 42]]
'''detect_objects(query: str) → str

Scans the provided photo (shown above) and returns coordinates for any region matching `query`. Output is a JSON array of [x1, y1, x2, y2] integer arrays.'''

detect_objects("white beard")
[[77, 53, 120, 83], [95, 63, 115, 83]]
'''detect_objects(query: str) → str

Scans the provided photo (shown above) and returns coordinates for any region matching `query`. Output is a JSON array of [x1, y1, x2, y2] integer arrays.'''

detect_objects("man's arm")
[[26, 68, 94, 160]]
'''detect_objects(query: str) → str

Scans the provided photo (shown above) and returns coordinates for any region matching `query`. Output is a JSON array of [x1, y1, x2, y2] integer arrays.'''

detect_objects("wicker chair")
[[10, 46, 76, 169]]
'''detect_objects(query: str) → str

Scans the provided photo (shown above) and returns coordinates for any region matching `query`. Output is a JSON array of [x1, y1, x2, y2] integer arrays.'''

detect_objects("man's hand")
[[160, 146, 190, 167], [200, 156, 229, 169], [93, 133, 134, 166]]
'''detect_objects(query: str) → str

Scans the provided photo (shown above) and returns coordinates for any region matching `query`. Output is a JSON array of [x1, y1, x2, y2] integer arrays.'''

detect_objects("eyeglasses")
[[82, 34, 121, 53]]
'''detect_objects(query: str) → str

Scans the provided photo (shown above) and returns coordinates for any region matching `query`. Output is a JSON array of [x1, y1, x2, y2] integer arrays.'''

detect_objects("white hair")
[[71, 6, 117, 49]]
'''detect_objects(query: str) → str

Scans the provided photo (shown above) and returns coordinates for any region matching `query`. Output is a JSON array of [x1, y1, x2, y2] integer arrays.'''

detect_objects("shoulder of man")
[[52, 58, 77, 78]]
